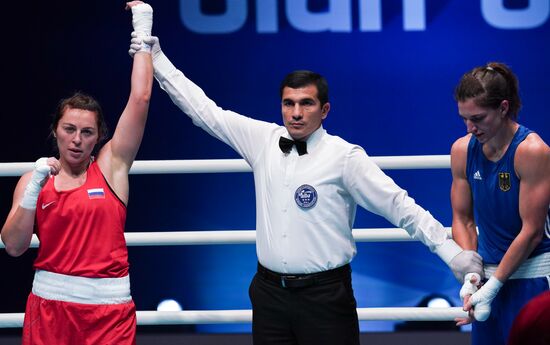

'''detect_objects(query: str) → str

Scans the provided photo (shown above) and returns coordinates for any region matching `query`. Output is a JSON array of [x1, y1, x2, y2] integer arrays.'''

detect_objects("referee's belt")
[[257, 263, 351, 288]]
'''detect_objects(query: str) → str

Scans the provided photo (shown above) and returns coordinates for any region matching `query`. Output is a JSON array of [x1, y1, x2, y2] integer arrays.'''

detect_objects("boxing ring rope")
[[0, 155, 450, 177], [0, 156, 468, 328], [0, 307, 467, 328], [0, 228, 452, 249]]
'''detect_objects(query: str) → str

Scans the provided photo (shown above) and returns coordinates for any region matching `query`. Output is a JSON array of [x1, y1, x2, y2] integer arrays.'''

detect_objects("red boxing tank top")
[[34, 161, 129, 278]]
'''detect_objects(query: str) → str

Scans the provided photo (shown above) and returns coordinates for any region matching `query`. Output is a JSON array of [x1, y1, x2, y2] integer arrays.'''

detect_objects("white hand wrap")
[[20, 158, 51, 210], [459, 272, 481, 301], [469, 276, 503, 321], [130, 3, 153, 53]]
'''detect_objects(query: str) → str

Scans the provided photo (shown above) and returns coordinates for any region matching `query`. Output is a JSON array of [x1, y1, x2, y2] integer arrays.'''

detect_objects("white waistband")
[[32, 270, 132, 305], [484, 252, 550, 280]]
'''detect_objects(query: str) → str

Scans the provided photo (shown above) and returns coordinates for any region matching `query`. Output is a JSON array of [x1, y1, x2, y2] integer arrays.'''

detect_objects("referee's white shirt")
[[154, 53, 458, 274]]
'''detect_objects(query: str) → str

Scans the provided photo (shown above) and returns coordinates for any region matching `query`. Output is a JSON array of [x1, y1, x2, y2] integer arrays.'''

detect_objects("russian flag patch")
[[87, 188, 105, 199]]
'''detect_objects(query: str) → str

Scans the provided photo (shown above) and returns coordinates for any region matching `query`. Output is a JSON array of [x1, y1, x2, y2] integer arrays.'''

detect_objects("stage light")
[[157, 299, 183, 312], [426, 296, 452, 309]]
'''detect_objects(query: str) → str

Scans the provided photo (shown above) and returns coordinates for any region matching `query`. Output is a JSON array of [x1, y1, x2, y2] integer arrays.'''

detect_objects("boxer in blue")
[[450, 62, 550, 345]]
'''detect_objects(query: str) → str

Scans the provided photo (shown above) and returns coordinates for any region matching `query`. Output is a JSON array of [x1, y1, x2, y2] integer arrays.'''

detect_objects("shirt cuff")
[[153, 51, 175, 80], [433, 238, 462, 265]]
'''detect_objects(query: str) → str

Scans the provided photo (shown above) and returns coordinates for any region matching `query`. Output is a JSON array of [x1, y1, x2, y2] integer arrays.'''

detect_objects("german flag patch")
[[498, 172, 511, 192]]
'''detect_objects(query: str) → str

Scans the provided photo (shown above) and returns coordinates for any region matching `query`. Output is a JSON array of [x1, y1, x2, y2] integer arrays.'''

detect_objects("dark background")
[[1, 0, 548, 333]]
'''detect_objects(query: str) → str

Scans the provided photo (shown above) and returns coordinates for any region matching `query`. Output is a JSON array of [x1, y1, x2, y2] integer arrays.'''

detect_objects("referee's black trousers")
[[249, 264, 360, 345]]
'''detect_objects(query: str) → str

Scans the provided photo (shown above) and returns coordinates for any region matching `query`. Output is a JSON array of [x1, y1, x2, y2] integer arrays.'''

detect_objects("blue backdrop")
[[1, 0, 548, 333]]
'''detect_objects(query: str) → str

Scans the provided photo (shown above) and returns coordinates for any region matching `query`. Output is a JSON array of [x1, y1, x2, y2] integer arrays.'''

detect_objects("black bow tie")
[[279, 136, 308, 156]]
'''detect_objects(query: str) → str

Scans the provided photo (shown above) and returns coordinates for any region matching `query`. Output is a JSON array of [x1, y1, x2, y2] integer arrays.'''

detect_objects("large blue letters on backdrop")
[[180, 0, 549, 33]]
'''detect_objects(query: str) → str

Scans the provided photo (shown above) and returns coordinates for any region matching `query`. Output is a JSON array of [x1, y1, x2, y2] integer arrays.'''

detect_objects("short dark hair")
[[280, 70, 329, 106], [454, 62, 522, 120]]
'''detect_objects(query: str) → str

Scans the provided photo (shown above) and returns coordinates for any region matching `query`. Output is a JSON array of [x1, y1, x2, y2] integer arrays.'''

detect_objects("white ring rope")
[[0, 156, 461, 328], [0, 307, 467, 328], [0, 155, 450, 176], [0, 228, 452, 249]]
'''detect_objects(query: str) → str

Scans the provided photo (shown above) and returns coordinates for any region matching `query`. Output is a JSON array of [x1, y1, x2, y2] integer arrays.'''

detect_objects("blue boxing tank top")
[[466, 125, 550, 264]]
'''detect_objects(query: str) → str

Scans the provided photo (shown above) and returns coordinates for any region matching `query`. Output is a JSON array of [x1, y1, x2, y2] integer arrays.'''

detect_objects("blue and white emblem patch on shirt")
[[87, 188, 105, 200], [294, 184, 318, 209]]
